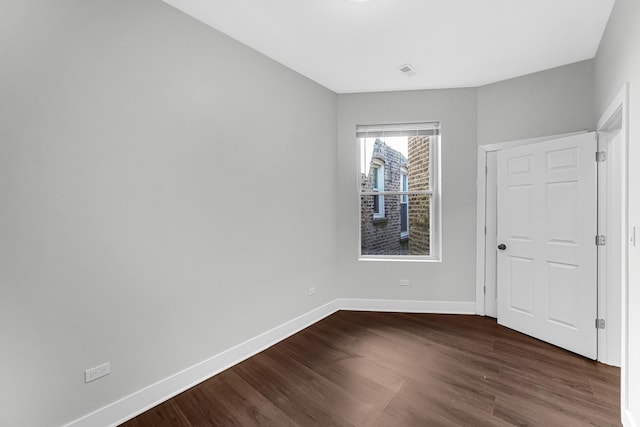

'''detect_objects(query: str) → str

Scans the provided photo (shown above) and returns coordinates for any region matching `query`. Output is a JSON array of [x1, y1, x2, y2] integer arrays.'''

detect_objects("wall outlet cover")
[[85, 362, 110, 383]]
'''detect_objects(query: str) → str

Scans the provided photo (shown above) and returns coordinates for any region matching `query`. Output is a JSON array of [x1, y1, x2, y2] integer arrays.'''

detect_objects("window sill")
[[358, 256, 441, 263]]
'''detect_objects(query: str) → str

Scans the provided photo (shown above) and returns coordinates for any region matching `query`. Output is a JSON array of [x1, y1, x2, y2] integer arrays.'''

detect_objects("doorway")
[[476, 129, 624, 365]]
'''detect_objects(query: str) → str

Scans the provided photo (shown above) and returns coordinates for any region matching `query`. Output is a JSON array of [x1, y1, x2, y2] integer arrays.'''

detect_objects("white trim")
[[63, 300, 340, 427], [484, 152, 498, 318], [358, 128, 442, 261], [475, 131, 587, 316], [479, 131, 587, 152], [361, 191, 432, 196], [356, 121, 440, 136], [597, 83, 629, 422], [338, 298, 476, 314], [431, 131, 442, 260], [400, 168, 409, 239], [371, 157, 385, 167], [63, 297, 476, 427], [475, 148, 488, 315], [596, 118, 625, 367], [372, 163, 385, 218], [624, 409, 638, 427], [357, 255, 441, 263], [598, 85, 628, 130]]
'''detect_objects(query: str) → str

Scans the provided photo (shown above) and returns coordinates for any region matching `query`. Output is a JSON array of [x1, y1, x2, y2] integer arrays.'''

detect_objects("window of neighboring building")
[[372, 162, 385, 218], [400, 172, 409, 238], [358, 122, 441, 261]]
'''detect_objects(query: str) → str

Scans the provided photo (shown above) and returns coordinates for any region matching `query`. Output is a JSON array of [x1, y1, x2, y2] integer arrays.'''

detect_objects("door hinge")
[[483, 285, 486, 295], [596, 151, 607, 162], [596, 318, 606, 329], [596, 235, 606, 246]]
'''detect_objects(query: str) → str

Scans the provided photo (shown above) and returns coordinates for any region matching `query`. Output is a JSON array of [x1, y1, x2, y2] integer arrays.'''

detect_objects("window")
[[372, 162, 385, 218], [358, 122, 440, 260], [400, 172, 409, 238]]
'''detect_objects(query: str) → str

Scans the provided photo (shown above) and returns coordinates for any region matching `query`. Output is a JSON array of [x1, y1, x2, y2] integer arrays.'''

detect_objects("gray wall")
[[478, 60, 595, 145], [0, 0, 606, 425], [337, 89, 478, 301], [0, 1, 338, 426], [336, 62, 595, 303], [594, 0, 640, 422]]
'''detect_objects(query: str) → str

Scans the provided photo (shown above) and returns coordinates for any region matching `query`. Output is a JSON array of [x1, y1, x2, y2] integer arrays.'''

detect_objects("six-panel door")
[[497, 132, 597, 359]]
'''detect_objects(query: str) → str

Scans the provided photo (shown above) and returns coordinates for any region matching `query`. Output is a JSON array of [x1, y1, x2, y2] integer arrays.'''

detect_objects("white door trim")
[[477, 83, 630, 366], [596, 83, 629, 416], [475, 131, 585, 316]]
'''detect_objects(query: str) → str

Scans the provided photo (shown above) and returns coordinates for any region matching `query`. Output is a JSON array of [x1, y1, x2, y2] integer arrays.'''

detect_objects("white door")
[[497, 132, 597, 359]]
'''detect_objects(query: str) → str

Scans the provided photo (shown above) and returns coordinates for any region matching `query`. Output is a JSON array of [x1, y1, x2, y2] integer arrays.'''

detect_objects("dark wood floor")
[[121, 311, 621, 427]]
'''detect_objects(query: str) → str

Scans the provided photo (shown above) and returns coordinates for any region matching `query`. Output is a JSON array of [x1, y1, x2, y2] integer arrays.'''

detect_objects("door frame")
[[596, 84, 629, 417], [475, 131, 584, 314], [475, 123, 625, 365]]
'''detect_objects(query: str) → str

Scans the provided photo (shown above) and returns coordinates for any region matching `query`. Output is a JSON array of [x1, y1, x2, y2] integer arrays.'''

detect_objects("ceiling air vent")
[[397, 63, 416, 77]]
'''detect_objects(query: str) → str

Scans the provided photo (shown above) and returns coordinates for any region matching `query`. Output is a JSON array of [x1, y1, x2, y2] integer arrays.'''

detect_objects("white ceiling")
[[162, 0, 615, 94]]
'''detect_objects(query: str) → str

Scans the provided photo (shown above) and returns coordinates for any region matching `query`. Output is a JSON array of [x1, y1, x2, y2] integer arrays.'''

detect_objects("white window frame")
[[357, 122, 441, 262], [400, 171, 409, 238], [372, 161, 385, 219]]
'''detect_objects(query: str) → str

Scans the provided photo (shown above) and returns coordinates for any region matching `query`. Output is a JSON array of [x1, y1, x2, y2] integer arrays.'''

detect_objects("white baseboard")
[[338, 298, 476, 314], [64, 297, 476, 427], [623, 409, 638, 427], [64, 299, 340, 427]]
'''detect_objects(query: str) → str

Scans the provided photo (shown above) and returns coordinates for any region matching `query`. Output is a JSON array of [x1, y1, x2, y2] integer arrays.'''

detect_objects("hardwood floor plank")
[[488, 366, 619, 426], [197, 370, 298, 427], [234, 350, 357, 427], [121, 312, 621, 427], [124, 400, 191, 427], [492, 394, 619, 427], [371, 393, 461, 427], [391, 378, 499, 425], [172, 382, 243, 427], [277, 341, 399, 404], [590, 374, 621, 408]]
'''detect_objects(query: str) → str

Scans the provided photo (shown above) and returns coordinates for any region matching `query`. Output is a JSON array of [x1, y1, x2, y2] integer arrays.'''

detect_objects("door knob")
[[498, 243, 507, 250]]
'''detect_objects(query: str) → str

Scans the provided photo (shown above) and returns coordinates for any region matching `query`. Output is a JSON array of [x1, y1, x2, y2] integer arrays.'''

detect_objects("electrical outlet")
[[400, 279, 410, 287], [85, 362, 110, 383], [308, 287, 317, 295]]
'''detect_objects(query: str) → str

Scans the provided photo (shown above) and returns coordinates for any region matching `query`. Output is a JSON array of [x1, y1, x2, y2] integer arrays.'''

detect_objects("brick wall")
[[360, 139, 408, 255], [408, 136, 430, 255]]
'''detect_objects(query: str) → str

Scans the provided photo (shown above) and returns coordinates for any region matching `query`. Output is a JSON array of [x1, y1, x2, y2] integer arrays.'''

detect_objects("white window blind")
[[356, 122, 440, 139]]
